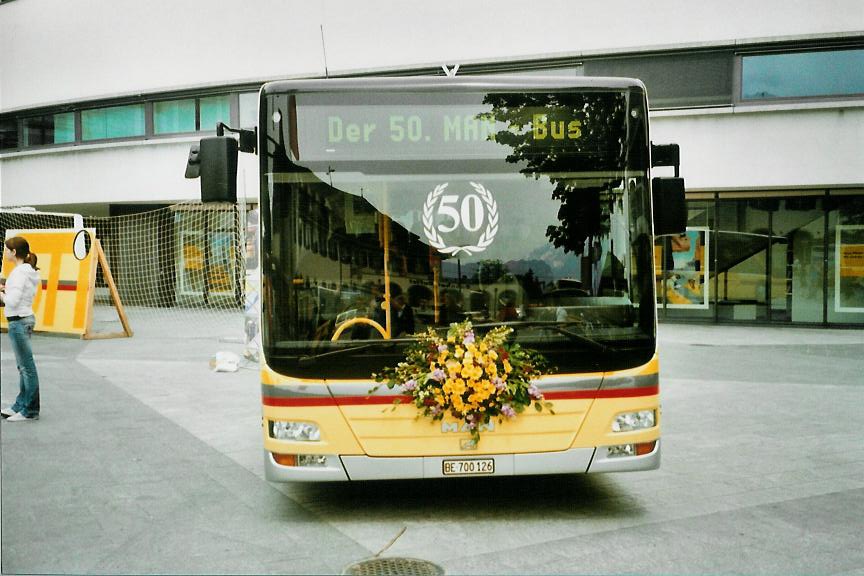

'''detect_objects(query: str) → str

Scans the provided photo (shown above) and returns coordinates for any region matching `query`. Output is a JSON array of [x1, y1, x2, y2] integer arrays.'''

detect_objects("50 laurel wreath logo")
[[422, 182, 499, 256]]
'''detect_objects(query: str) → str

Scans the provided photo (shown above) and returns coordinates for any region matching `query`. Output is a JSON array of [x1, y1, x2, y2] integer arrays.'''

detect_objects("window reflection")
[[742, 49, 864, 100], [82, 105, 145, 140], [200, 95, 231, 132], [154, 99, 196, 134]]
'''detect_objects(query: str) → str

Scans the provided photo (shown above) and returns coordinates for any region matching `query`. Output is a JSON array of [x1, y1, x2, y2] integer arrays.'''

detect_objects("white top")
[[2, 263, 40, 318]]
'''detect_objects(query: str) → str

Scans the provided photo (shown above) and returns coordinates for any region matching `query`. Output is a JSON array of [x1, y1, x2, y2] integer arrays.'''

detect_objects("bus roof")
[[261, 75, 647, 96]]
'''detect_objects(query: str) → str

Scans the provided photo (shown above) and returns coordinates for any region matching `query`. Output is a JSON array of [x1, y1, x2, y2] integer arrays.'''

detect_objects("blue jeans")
[[8, 316, 40, 418]]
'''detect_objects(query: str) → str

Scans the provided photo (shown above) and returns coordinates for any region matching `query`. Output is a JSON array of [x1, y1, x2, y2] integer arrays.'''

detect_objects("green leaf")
[[534, 402, 542, 412]]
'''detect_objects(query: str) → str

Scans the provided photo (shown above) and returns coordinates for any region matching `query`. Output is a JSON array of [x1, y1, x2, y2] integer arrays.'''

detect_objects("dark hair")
[[4, 236, 39, 270]]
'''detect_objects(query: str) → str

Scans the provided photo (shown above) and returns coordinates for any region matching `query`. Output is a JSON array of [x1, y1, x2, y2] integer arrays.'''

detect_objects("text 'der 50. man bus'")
[[187, 77, 686, 481]]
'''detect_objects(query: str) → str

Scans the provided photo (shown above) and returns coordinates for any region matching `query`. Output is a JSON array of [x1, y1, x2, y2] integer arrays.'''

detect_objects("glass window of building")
[[465, 65, 584, 77], [22, 113, 75, 146], [742, 49, 864, 100], [239, 92, 258, 128], [199, 95, 231, 132], [715, 198, 773, 321], [0, 118, 17, 150], [82, 104, 145, 140], [584, 51, 734, 108], [54, 112, 75, 143], [154, 99, 196, 134], [827, 192, 864, 324], [773, 195, 825, 323]]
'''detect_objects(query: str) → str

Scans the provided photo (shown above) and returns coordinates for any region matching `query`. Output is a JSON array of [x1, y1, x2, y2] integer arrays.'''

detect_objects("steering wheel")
[[331, 317, 390, 341]]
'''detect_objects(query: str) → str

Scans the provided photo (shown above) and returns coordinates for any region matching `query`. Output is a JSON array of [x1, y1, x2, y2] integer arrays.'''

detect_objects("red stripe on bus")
[[262, 395, 413, 407], [262, 397, 338, 407], [544, 385, 659, 400], [262, 386, 657, 407]]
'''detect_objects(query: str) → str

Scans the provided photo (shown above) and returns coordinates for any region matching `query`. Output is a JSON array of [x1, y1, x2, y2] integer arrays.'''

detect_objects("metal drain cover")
[[342, 557, 445, 576]]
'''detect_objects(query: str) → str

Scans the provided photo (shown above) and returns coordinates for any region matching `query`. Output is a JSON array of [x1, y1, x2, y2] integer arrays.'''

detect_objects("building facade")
[[1, 0, 862, 325]]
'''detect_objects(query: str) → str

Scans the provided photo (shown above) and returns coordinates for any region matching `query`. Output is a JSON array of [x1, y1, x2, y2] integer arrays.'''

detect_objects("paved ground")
[[2, 313, 863, 575]]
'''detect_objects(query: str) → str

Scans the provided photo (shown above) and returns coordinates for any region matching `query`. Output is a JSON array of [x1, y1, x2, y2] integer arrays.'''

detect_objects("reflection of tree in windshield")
[[481, 92, 628, 255]]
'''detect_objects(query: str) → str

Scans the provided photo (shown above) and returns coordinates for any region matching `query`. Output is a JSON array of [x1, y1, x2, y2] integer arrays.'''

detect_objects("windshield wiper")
[[470, 321, 611, 352], [296, 341, 405, 367]]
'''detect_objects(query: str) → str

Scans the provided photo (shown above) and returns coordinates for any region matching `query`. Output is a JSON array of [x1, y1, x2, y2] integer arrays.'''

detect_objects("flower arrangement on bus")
[[373, 321, 553, 442]]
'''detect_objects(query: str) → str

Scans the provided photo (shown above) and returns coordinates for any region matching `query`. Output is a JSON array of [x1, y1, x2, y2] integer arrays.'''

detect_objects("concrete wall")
[[0, 138, 259, 206], [2, 0, 863, 111], [651, 105, 864, 190]]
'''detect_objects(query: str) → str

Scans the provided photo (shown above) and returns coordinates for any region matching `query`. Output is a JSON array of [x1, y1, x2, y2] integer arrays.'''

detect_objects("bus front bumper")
[[264, 440, 660, 482]]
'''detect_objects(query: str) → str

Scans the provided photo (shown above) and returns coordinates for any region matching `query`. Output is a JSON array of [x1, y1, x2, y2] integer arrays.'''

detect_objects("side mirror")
[[652, 177, 686, 236], [198, 136, 238, 203], [184, 144, 200, 179]]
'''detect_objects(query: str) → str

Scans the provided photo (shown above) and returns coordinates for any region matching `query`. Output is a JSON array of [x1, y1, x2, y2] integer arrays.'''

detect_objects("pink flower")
[[501, 404, 516, 418], [463, 331, 475, 345], [528, 384, 542, 400], [431, 368, 445, 381], [437, 344, 449, 353], [403, 379, 417, 391], [493, 377, 505, 391]]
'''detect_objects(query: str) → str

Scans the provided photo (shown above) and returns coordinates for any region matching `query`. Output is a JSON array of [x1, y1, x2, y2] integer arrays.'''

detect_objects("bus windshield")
[[261, 85, 655, 377]]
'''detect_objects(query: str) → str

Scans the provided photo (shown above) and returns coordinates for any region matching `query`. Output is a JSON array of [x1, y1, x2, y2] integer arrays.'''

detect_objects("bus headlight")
[[612, 410, 655, 432], [270, 421, 321, 441]]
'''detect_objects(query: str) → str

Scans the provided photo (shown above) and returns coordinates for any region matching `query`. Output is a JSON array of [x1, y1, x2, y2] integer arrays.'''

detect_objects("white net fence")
[[1, 202, 253, 342]]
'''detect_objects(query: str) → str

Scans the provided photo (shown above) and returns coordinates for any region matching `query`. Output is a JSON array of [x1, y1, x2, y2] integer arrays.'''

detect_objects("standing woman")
[[1, 236, 42, 421]]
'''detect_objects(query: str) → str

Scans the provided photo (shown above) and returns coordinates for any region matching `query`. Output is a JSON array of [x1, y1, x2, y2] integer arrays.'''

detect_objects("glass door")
[[716, 198, 770, 321]]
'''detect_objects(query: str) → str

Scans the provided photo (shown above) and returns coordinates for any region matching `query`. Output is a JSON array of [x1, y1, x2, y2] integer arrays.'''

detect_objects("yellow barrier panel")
[[1, 229, 131, 339]]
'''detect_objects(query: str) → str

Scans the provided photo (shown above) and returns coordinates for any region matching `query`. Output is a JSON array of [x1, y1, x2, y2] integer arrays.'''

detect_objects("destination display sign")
[[293, 102, 586, 161]]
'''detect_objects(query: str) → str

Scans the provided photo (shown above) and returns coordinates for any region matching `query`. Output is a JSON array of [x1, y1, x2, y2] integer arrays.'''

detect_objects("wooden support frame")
[[83, 239, 133, 340]]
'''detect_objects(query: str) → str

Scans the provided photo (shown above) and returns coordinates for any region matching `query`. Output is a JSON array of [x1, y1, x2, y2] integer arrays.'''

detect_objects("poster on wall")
[[178, 230, 235, 297], [656, 227, 710, 309], [835, 225, 864, 313]]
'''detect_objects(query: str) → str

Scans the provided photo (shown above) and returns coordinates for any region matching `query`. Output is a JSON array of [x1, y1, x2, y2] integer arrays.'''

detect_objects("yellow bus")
[[192, 76, 685, 481]]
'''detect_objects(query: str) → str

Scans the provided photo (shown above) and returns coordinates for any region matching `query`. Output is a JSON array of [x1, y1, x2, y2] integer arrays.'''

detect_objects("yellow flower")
[[447, 361, 461, 376], [452, 378, 466, 395], [438, 350, 449, 362], [479, 343, 488, 353], [454, 346, 464, 358], [503, 360, 512, 374], [486, 363, 498, 377], [488, 349, 498, 360]]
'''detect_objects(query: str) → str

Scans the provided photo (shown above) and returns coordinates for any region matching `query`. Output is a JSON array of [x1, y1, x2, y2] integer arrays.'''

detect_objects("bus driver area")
[[260, 355, 661, 482]]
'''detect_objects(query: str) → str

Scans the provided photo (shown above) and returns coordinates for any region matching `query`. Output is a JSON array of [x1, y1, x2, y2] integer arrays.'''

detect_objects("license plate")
[[442, 458, 495, 476]]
